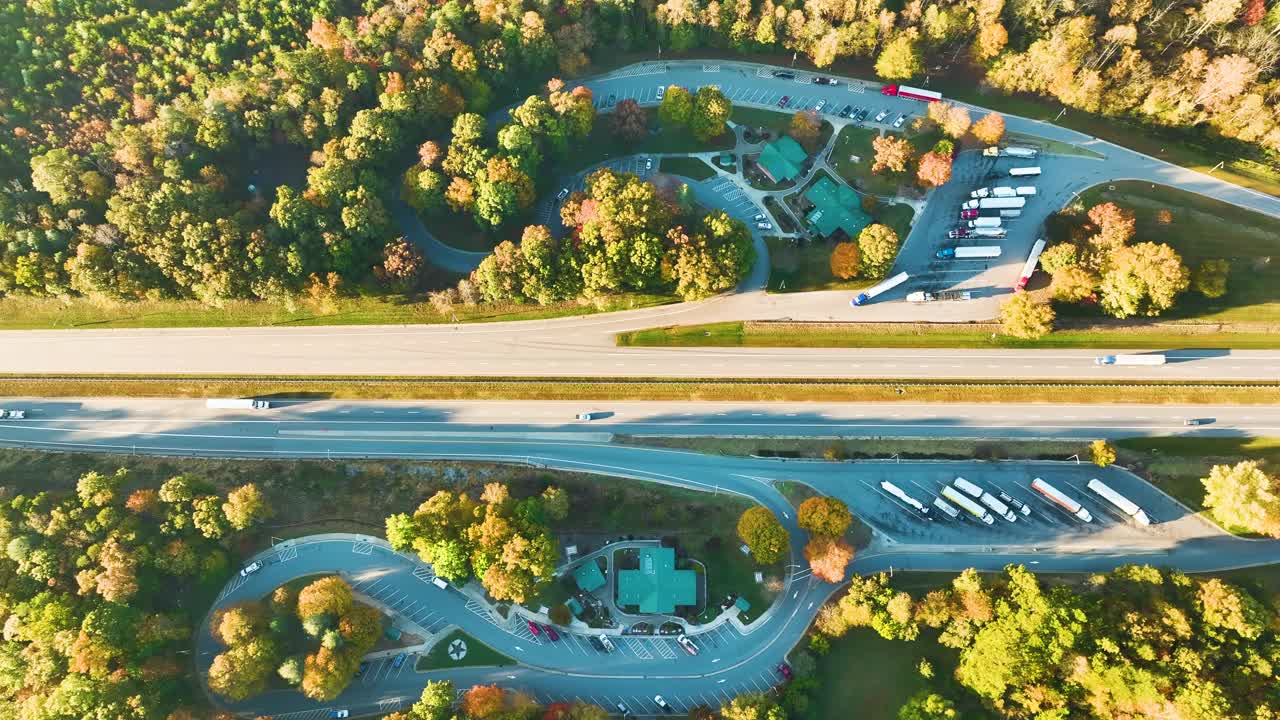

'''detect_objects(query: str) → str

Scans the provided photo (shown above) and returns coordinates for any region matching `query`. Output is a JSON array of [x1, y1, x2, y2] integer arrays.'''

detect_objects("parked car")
[[814, 99, 827, 113], [856, 108, 870, 122], [676, 634, 699, 655], [874, 109, 889, 122], [811, 76, 838, 85], [947, 228, 972, 239], [330, 712, 349, 719], [645, 157, 654, 171], [777, 95, 790, 108], [556, 187, 569, 201], [543, 625, 560, 641], [606, 94, 616, 107], [893, 113, 908, 128], [0, 409, 25, 420], [527, 620, 541, 636], [355, 662, 367, 677], [777, 663, 793, 680], [616, 702, 631, 717], [772, 70, 796, 79], [753, 213, 767, 222], [654, 696, 674, 713], [597, 634, 615, 652], [838, 104, 853, 118], [239, 561, 262, 578], [756, 222, 772, 230], [392, 653, 407, 668], [656, 85, 666, 101]]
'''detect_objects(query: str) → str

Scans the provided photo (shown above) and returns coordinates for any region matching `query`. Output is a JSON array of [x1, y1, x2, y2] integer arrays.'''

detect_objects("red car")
[[777, 663, 793, 680], [960, 209, 979, 219], [777, 95, 790, 108], [527, 620, 541, 636], [543, 625, 560, 641]]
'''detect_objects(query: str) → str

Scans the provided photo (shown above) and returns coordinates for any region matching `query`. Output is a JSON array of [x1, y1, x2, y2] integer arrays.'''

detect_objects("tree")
[[829, 242, 861, 279], [721, 692, 787, 720], [30, 149, 84, 206], [463, 685, 507, 719], [927, 103, 971, 139], [789, 111, 822, 152], [278, 656, 304, 685], [1087, 202, 1137, 255], [897, 692, 957, 720], [970, 113, 1006, 144], [1193, 259, 1229, 298], [380, 238, 426, 288], [208, 637, 278, 701], [736, 507, 790, 565], [804, 536, 855, 582], [690, 86, 732, 142], [974, 23, 1009, 61], [916, 152, 953, 187], [1201, 461, 1280, 537], [876, 34, 924, 80], [1051, 266, 1097, 302], [1099, 242, 1189, 318], [871, 135, 914, 174], [857, 224, 900, 278], [1089, 440, 1116, 467], [222, 484, 273, 530], [1000, 293, 1055, 339], [658, 86, 693, 128], [541, 486, 569, 522], [798, 497, 853, 537], [548, 604, 572, 625], [297, 576, 354, 621], [410, 681, 457, 720], [1039, 243, 1079, 274], [611, 99, 649, 143]]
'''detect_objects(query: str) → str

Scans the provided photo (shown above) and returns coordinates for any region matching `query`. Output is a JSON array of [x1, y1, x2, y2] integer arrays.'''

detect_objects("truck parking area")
[[822, 461, 1198, 547]]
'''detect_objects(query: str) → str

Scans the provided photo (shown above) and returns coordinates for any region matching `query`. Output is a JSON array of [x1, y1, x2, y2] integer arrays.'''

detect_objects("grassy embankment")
[[659, 156, 718, 180], [3, 375, 1276, 405]]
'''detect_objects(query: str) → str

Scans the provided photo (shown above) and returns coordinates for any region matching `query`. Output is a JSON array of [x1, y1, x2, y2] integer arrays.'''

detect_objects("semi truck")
[[206, 399, 271, 410], [1016, 239, 1046, 290], [1086, 478, 1152, 526], [906, 290, 973, 302], [932, 498, 960, 519], [953, 477, 984, 498], [999, 209, 1022, 218], [967, 218, 1002, 228], [1009, 166, 1042, 177], [937, 246, 1001, 259], [851, 271, 909, 306], [0, 409, 26, 420], [969, 186, 1017, 199], [940, 487, 995, 525], [1095, 354, 1166, 366], [880, 84, 942, 102], [1004, 146, 1038, 157], [1030, 478, 1093, 522], [997, 491, 1033, 516], [881, 481, 929, 516], [1015, 186, 1037, 196], [973, 228, 1007, 238], [979, 493, 1018, 522], [961, 197, 1026, 210]]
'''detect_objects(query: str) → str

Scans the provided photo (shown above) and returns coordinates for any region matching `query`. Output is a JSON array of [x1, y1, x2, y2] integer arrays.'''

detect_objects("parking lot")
[[524, 662, 787, 717], [538, 155, 657, 234], [825, 461, 1193, 547]]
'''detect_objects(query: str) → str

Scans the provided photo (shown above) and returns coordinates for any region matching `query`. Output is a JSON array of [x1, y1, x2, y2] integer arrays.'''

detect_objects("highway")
[[4, 398, 1276, 719], [3, 318, 1280, 379]]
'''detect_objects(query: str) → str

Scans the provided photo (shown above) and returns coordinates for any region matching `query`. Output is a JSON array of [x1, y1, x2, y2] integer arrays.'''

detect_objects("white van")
[[431, 577, 449, 590]]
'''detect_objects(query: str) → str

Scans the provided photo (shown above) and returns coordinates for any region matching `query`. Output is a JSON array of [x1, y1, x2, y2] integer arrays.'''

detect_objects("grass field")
[[1070, 182, 1280, 324], [616, 319, 1280, 350], [875, 202, 916, 244], [416, 629, 513, 671], [1114, 436, 1280, 514], [560, 108, 733, 176], [426, 209, 500, 252], [0, 292, 677, 331], [731, 106, 795, 135], [766, 237, 875, 293], [830, 126, 899, 196], [659, 156, 717, 181], [6, 373, 1277, 405]]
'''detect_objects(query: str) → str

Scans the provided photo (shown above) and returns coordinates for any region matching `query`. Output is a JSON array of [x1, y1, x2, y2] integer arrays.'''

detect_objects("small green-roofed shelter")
[[756, 136, 808, 183], [804, 176, 871, 238], [617, 547, 697, 615], [566, 598, 584, 617], [573, 560, 607, 593]]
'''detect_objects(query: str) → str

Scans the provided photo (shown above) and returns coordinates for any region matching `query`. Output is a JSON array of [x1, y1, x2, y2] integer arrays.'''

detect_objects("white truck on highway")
[[0, 409, 26, 420], [1095, 354, 1166, 366], [906, 290, 973, 302], [962, 197, 1026, 210], [206, 399, 271, 410], [937, 246, 1000, 259]]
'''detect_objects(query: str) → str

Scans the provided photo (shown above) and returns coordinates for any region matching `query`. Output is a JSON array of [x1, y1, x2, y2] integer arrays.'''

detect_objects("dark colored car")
[[772, 70, 796, 79], [838, 104, 853, 118], [777, 95, 790, 108], [392, 653, 407, 669], [543, 625, 560, 641], [856, 108, 870, 122], [777, 663, 793, 680], [527, 620, 541, 636]]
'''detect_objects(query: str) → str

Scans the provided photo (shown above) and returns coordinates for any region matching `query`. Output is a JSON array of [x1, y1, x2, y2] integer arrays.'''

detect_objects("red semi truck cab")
[[880, 84, 942, 102]]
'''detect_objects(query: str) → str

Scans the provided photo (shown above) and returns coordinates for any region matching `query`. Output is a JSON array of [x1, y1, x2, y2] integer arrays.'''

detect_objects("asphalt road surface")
[[5, 399, 1275, 719]]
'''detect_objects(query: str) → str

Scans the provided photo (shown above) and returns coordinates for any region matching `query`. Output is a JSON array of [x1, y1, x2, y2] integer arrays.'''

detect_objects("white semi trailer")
[[1030, 478, 1093, 522], [206, 399, 271, 410], [1087, 478, 1152, 526], [940, 487, 995, 525], [881, 481, 929, 516]]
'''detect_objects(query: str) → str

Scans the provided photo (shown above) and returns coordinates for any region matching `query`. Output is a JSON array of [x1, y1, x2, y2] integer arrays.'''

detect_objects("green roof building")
[[573, 560, 607, 593], [617, 547, 697, 615], [756, 136, 808, 183], [803, 176, 871, 238]]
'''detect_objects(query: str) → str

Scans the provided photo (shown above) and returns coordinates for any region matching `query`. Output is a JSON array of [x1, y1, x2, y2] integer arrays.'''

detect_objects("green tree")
[[876, 34, 924, 80], [736, 507, 789, 565], [857, 224, 900, 278], [658, 86, 693, 128], [797, 497, 853, 537], [897, 692, 957, 720], [999, 292, 1055, 339], [1099, 242, 1189, 318], [1192, 259, 1229, 298], [297, 576, 355, 621], [720, 692, 787, 720], [1201, 461, 1280, 537], [410, 680, 457, 720], [540, 486, 569, 522], [1089, 440, 1116, 467], [30, 149, 84, 206], [222, 483, 273, 530], [690, 86, 732, 143], [789, 111, 822, 152]]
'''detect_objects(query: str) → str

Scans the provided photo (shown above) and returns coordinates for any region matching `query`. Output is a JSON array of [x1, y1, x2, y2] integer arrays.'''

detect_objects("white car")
[[329, 712, 349, 719], [556, 187, 569, 201], [676, 634, 698, 655], [576, 412, 595, 421], [893, 113, 908, 128], [645, 157, 654, 171], [656, 85, 666, 101], [814, 99, 827, 113], [756, 222, 772, 230], [239, 561, 262, 578], [753, 213, 767, 222], [654, 696, 674, 714], [0, 409, 25, 420], [874, 109, 889, 122]]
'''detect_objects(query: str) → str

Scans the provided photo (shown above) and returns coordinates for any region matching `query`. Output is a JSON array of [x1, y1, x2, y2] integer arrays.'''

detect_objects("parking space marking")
[[624, 637, 654, 659], [655, 639, 678, 659]]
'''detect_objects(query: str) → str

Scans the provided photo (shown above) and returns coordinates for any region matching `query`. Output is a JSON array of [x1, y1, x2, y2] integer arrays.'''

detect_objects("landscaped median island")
[[416, 629, 513, 671]]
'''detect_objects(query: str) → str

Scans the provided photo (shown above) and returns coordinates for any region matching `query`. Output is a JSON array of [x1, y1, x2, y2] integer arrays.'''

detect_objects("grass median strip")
[[415, 629, 514, 671], [1, 374, 1277, 404]]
